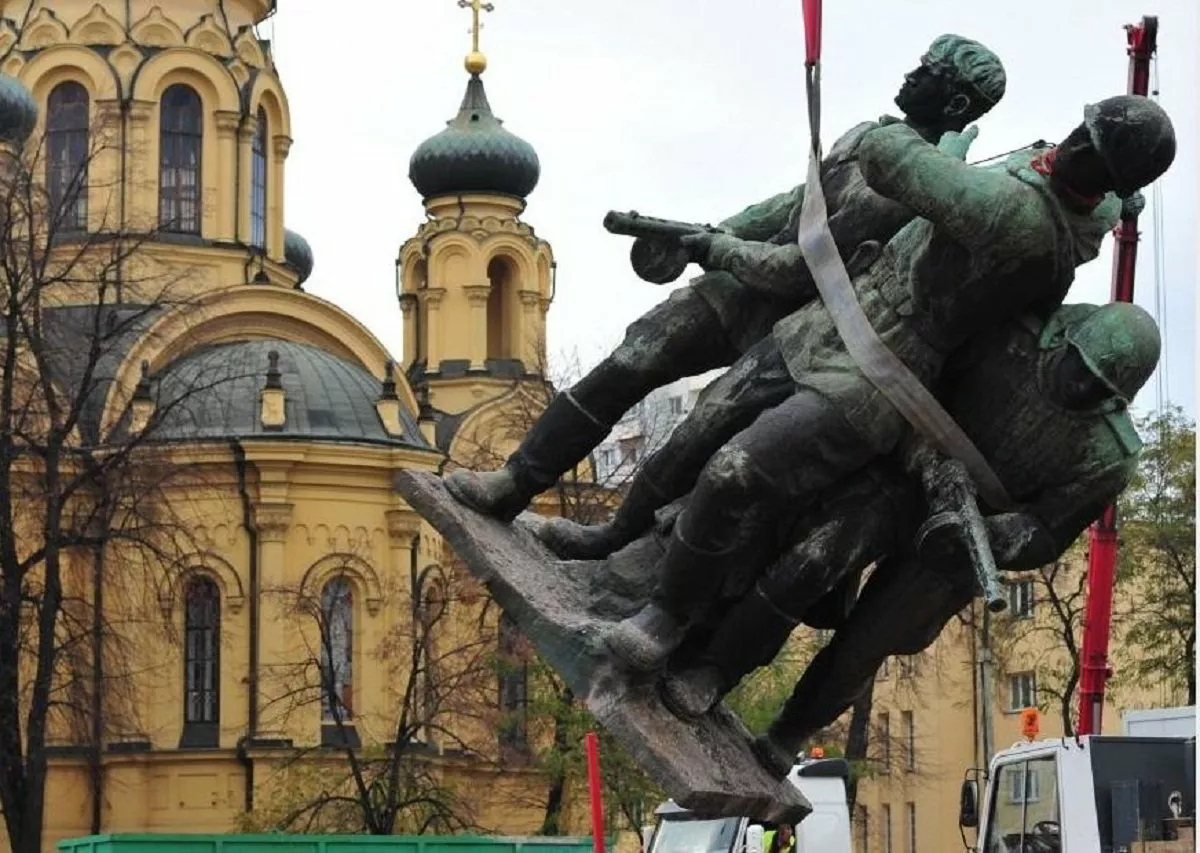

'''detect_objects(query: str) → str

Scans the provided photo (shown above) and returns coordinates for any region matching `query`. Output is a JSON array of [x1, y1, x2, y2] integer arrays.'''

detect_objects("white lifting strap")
[[795, 146, 1015, 511]]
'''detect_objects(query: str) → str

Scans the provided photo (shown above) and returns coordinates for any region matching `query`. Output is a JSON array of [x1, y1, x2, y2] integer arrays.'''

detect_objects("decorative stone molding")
[[417, 287, 447, 307], [214, 110, 242, 136], [130, 8, 185, 48], [301, 554, 383, 616], [253, 503, 293, 542], [463, 284, 492, 305], [272, 135, 293, 159], [385, 510, 422, 544], [158, 554, 247, 616], [518, 290, 542, 308]]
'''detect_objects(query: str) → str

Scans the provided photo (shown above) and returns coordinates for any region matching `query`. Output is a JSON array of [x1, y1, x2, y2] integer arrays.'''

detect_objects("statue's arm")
[[700, 235, 810, 298], [857, 122, 1032, 252], [718, 184, 806, 241], [987, 459, 1138, 571]]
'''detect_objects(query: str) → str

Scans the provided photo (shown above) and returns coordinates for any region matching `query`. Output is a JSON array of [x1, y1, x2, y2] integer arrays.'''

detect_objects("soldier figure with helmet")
[[599, 94, 1176, 674], [652, 298, 1163, 751]]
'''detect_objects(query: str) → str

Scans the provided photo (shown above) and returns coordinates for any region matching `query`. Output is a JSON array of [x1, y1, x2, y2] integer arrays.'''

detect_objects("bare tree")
[[0, 108, 250, 852], [989, 547, 1088, 736], [239, 537, 503, 835]]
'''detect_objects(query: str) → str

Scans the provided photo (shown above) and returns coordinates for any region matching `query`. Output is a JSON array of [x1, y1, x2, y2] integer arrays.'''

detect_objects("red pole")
[[1076, 15, 1157, 736], [586, 732, 605, 853]]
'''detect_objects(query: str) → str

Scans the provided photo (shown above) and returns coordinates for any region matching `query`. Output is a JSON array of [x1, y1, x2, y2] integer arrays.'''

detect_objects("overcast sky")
[[268, 0, 1197, 418]]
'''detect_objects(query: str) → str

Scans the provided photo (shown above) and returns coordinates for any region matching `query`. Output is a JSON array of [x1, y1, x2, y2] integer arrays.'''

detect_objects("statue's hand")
[[678, 232, 715, 263], [1120, 190, 1146, 218], [937, 125, 979, 161]]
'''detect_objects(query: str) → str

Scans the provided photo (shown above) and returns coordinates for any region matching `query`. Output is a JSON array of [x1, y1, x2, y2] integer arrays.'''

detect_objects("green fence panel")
[[57, 833, 606, 853]]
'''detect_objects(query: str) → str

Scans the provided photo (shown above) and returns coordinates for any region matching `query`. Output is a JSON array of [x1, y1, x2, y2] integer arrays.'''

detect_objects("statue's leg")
[[445, 283, 739, 521], [752, 559, 973, 778], [604, 387, 878, 672], [659, 472, 911, 718], [537, 329, 794, 559]]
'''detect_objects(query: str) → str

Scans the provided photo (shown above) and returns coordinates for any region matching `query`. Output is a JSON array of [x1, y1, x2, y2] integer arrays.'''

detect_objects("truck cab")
[[645, 756, 852, 853], [960, 736, 1195, 852]]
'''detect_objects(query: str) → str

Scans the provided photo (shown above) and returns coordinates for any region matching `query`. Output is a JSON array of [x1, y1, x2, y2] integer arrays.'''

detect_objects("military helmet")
[[924, 34, 1007, 107], [1063, 301, 1161, 404], [1082, 95, 1176, 197]]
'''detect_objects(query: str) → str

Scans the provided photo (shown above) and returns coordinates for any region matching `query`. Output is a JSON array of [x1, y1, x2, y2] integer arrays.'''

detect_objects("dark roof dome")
[[284, 228, 314, 284], [408, 74, 540, 200], [140, 340, 428, 447], [0, 74, 36, 147]]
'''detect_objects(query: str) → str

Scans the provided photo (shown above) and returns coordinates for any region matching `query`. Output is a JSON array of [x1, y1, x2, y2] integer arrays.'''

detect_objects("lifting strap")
[[796, 4, 1013, 511]]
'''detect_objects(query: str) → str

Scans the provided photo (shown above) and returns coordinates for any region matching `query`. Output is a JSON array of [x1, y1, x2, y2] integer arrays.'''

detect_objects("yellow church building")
[[0, 1, 565, 850]]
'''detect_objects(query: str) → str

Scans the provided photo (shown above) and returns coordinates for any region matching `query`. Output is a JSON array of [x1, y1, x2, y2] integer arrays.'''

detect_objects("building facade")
[[0, 2, 561, 850]]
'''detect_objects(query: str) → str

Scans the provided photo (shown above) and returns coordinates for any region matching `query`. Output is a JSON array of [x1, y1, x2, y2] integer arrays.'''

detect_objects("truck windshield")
[[650, 817, 741, 853], [983, 755, 1061, 853]]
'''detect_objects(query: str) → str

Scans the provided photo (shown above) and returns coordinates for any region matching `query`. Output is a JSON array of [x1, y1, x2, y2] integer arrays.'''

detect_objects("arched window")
[[183, 576, 220, 744], [159, 84, 202, 234], [320, 576, 354, 721], [486, 257, 515, 361], [47, 81, 89, 231], [250, 107, 267, 249], [497, 611, 528, 751]]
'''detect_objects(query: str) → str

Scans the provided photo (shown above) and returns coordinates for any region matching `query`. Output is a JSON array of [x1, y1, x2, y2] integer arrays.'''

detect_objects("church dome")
[[0, 73, 36, 147], [284, 228, 314, 284], [408, 74, 540, 200], [142, 340, 428, 447]]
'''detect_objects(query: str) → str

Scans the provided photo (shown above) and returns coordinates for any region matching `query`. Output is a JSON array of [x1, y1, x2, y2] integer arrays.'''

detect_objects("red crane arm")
[[1076, 15, 1158, 737]]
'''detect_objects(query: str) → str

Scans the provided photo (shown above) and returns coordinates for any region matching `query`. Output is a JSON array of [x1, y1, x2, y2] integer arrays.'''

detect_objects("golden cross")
[[457, 0, 495, 53]]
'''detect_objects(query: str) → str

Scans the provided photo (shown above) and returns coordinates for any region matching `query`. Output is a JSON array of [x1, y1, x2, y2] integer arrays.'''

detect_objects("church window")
[[250, 107, 267, 248], [47, 81, 89, 231], [159, 84, 203, 233]]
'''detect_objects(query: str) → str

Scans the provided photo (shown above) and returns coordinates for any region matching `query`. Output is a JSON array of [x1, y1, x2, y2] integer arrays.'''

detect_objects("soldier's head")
[[1045, 95, 1176, 210], [895, 34, 1006, 131], [1043, 302, 1161, 411]]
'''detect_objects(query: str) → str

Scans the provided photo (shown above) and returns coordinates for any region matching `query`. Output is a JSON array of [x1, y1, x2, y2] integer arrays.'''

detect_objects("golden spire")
[[458, 0, 494, 75]]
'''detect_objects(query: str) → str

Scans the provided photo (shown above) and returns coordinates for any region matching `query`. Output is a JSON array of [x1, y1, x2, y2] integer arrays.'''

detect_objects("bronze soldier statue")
[[445, 35, 1007, 531], [653, 300, 1160, 745], [600, 95, 1175, 673]]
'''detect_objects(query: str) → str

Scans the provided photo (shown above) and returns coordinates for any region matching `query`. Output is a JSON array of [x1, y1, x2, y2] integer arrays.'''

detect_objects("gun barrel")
[[603, 210, 713, 240]]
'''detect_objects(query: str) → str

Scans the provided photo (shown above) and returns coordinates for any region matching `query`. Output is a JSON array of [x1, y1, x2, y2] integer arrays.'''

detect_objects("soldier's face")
[[1048, 345, 1112, 411], [1050, 124, 1114, 202], [895, 57, 960, 121]]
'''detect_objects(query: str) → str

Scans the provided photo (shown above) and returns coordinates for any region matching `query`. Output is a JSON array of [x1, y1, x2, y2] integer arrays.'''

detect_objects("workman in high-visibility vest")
[[763, 823, 795, 853]]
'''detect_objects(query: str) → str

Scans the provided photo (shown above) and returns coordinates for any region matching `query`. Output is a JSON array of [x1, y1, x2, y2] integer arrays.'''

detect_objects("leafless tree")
[[243, 538, 503, 835], [0, 113, 250, 852]]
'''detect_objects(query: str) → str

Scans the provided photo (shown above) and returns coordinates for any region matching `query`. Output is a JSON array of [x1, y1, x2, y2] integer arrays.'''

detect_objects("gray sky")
[[270, 0, 1197, 418]]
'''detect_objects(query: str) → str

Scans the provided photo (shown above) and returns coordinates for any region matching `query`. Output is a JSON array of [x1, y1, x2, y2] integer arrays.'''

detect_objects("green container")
[[58, 835, 605, 853]]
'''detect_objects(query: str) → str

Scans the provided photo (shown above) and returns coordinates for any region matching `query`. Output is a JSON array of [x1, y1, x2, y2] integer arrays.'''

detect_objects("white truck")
[[959, 732, 1195, 852], [1123, 706, 1197, 739], [643, 756, 852, 853]]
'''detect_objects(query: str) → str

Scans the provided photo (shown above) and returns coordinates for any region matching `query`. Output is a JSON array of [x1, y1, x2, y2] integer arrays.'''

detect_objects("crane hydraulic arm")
[[1076, 15, 1158, 737]]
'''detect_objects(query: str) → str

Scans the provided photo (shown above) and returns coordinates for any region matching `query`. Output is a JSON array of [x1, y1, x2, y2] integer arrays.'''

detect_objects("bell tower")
[[397, 0, 554, 418]]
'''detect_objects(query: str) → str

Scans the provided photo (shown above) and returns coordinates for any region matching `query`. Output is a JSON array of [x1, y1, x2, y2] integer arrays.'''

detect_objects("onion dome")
[[0, 74, 36, 147], [283, 228, 314, 284], [408, 73, 540, 200]]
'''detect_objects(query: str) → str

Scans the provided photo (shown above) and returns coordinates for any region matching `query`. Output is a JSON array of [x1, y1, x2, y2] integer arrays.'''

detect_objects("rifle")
[[602, 210, 725, 241], [913, 455, 1008, 614], [602, 211, 727, 285]]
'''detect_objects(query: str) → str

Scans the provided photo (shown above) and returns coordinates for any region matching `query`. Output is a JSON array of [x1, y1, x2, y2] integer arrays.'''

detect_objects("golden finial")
[[458, 0, 494, 75]]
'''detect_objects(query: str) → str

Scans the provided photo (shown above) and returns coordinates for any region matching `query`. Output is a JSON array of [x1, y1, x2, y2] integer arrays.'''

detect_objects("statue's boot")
[[537, 471, 670, 559], [660, 583, 800, 719], [751, 731, 801, 781], [603, 527, 734, 672], [750, 646, 870, 780], [445, 392, 611, 522]]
